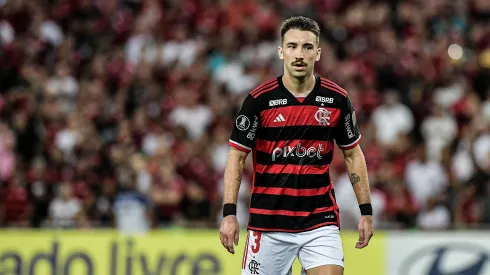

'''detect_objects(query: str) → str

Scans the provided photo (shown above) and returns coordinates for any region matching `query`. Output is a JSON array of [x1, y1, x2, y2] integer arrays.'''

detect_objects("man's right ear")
[[278, 46, 284, 60]]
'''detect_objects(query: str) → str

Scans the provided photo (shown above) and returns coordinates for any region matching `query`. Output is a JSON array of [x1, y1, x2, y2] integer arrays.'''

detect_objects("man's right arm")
[[221, 93, 260, 254], [223, 147, 249, 205], [220, 147, 248, 254]]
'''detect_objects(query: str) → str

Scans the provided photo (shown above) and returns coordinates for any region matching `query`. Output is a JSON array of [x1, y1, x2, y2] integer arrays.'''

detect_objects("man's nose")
[[295, 50, 304, 59]]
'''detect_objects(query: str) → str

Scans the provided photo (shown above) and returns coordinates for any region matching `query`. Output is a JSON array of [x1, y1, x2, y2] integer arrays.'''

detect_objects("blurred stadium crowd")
[[0, 0, 490, 232]]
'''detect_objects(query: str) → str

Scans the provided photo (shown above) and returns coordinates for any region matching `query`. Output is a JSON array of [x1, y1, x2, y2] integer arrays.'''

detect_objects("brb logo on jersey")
[[269, 99, 287, 106], [315, 96, 334, 104], [271, 143, 324, 161]]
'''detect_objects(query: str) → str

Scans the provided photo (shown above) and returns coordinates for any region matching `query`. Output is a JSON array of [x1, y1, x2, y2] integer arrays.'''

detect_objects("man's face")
[[279, 29, 321, 79]]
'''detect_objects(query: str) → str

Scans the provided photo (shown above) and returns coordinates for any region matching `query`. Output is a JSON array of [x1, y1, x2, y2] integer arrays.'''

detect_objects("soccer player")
[[219, 16, 374, 275]]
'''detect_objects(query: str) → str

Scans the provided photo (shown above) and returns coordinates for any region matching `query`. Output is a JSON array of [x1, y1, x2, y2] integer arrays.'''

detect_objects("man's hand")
[[220, 215, 240, 254], [356, 215, 374, 249]]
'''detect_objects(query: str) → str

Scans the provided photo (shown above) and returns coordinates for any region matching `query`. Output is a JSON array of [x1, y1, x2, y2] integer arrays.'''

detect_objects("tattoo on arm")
[[350, 173, 360, 186], [236, 169, 243, 183]]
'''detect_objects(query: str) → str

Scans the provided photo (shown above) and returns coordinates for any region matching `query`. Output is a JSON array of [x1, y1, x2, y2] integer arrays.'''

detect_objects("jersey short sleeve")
[[334, 96, 362, 149], [229, 94, 261, 153]]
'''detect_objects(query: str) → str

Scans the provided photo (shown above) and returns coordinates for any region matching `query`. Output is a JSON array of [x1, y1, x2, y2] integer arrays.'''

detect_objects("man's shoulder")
[[317, 77, 348, 98], [248, 77, 281, 99]]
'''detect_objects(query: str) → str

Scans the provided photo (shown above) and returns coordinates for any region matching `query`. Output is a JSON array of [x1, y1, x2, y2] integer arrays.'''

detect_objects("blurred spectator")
[[210, 121, 233, 174], [472, 131, 490, 171], [371, 90, 414, 148], [130, 153, 152, 194], [48, 182, 83, 228], [87, 177, 117, 228], [480, 180, 490, 224], [451, 123, 478, 183], [27, 157, 52, 228], [482, 90, 490, 125], [0, 122, 15, 181], [113, 173, 151, 235], [416, 196, 451, 230], [45, 62, 78, 115], [454, 183, 482, 227], [420, 104, 458, 161], [55, 112, 82, 160], [405, 145, 448, 208], [0, 172, 31, 227], [0, 20, 15, 46], [433, 77, 466, 110], [168, 88, 213, 140], [150, 155, 185, 226], [385, 181, 418, 229]]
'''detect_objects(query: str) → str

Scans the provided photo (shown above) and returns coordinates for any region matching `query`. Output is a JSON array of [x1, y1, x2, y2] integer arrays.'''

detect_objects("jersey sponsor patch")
[[269, 99, 288, 106], [236, 115, 251, 131], [247, 115, 259, 140], [315, 96, 334, 104], [344, 114, 354, 138], [271, 142, 324, 162]]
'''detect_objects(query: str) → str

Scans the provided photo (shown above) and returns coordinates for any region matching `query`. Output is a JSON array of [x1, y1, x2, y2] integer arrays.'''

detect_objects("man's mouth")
[[293, 63, 306, 70]]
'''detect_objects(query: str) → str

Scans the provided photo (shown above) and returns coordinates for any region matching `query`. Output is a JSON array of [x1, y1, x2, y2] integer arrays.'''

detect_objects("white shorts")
[[241, 225, 344, 275]]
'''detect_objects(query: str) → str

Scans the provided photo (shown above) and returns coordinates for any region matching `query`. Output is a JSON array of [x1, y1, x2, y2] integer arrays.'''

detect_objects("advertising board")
[[386, 231, 490, 275], [0, 229, 382, 275]]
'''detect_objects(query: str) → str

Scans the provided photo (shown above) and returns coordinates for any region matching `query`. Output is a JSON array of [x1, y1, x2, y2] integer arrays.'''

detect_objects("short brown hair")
[[280, 16, 320, 44]]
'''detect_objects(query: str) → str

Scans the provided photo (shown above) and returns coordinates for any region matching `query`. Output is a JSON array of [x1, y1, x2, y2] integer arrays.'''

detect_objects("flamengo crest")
[[314, 108, 331, 126]]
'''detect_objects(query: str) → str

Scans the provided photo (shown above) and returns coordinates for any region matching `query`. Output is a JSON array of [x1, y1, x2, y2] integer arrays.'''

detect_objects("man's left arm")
[[342, 145, 374, 249], [333, 92, 374, 248]]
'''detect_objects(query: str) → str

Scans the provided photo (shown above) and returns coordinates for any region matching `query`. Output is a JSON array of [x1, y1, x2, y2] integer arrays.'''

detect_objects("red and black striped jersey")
[[229, 75, 361, 232]]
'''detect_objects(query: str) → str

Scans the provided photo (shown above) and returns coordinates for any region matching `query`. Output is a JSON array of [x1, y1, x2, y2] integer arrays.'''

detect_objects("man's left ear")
[[316, 48, 321, 61]]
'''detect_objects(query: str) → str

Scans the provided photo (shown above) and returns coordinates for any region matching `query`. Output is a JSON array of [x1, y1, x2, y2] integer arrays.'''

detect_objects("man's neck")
[[282, 72, 316, 97]]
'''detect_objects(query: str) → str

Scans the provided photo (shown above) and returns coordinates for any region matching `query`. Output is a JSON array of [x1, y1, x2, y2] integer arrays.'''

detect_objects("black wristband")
[[359, 203, 373, 216], [223, 203, 237, 217]]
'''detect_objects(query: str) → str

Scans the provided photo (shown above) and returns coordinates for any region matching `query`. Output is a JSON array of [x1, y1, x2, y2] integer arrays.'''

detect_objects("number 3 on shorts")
[[251, 231, 262, 253]]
